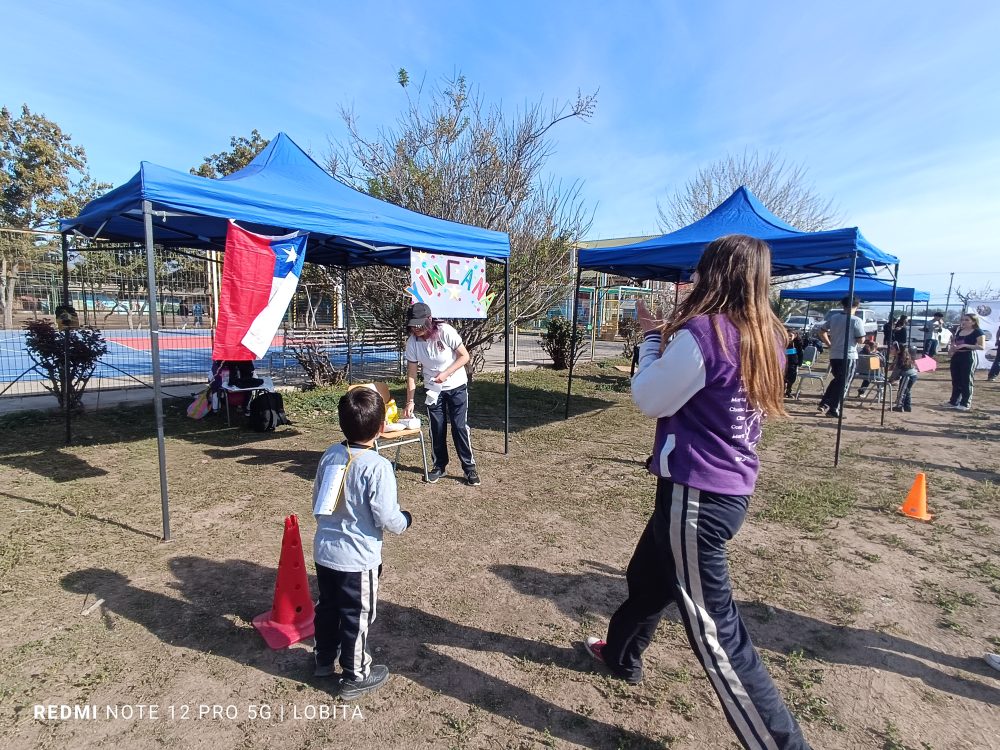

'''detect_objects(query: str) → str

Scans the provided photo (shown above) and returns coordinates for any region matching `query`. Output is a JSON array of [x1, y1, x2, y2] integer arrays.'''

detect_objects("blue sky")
[[3, 0, 998, 301]]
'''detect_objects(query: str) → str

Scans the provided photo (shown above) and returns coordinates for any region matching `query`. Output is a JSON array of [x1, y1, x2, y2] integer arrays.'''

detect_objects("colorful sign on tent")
[[407, 252, 493, 318]]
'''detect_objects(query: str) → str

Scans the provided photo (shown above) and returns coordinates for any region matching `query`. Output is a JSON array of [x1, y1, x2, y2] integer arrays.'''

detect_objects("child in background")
[[312, 387, 412, 699], [889, 345, 919, 412], [784, 328, 804, 397], [856, 339, 882, 398]]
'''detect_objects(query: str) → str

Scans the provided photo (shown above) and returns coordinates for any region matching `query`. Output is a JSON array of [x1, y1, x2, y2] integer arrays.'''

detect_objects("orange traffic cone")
[[253, 515, 316, 649], [899, 472, 933, 521]]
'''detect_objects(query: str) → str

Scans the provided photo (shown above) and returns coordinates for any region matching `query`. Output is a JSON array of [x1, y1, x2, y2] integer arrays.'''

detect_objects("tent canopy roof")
[[779, 274, 929, 302], [577, 187, 897, 280], [60, 133, 510, 267]]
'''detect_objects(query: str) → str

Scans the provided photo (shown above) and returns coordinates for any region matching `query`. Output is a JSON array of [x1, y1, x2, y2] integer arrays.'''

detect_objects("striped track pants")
[[603, 479, 811, 750], [314, 564, 380, 681]]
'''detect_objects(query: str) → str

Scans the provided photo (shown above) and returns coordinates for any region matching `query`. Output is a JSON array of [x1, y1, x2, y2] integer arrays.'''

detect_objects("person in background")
[[817, 295, 866, 418], [947, 313, 985, 410], [987, 338, 1000, 382], [891, 314, 909, 349], [179, 301, 190, 329], [856, 339, 882, 398], [889, 345, 919, 412], [922, 312, 945, 356], [784, 328, 803, 397], [583, 234, 812, 750], [192, 301, 204, 327], [402, 302, 480, 486]]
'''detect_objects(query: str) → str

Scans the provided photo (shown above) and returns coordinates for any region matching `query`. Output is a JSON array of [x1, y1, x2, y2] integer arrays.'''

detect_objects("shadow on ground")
[[490, 562, 1000, 707], [61, 557, 654, 749]]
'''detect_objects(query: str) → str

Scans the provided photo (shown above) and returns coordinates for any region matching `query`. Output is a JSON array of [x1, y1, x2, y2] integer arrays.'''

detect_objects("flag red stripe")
[[212, 224, 276, 361]]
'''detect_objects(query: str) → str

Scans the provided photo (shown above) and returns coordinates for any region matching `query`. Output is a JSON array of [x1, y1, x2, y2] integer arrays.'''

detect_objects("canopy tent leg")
[[833, 252, 859, 468], [142, 200, 171, 541], [880, 264, 900, 427], [343, 267, 352, 384], [564, 263, 584, 419], [61, 233, 72, 445], [504, 260, 510, 455], [944, 272, 955, 323]]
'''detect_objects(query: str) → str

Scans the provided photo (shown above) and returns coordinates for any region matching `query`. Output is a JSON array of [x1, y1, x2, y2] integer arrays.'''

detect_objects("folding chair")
[[854, 354, 893, 408], [793, 345, 827, 399], [360, 382, 431, 482]]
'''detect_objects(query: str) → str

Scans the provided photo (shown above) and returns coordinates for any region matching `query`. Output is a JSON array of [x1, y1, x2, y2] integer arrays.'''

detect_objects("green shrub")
[[540, 316, 587, 370], [23, 319, 108, 413]]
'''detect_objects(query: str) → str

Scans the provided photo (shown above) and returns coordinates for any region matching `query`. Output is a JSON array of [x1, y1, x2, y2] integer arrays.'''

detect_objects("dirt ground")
[[0, 362, 998, 749]]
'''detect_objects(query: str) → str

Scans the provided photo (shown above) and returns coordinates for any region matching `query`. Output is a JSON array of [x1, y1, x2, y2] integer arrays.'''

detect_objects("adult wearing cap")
[[402, 303, 481, 486]]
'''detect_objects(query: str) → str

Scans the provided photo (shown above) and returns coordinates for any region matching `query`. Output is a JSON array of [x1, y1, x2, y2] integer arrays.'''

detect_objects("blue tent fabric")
[[61, 133, 510, 266], [578, 187, 897, 279], [779, 275, 929, 302]]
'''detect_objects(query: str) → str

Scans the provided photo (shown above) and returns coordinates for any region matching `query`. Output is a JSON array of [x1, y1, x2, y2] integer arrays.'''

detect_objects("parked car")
[[903, 316, 953, 348], [811, 308, 879, 338], [783, 315, 821, 331]]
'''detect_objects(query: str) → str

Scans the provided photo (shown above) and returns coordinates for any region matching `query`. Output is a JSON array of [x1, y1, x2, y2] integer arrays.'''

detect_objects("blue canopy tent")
[[568, 186, 901, 466], [779, 275, 928, 302], [61, 133, 512, 539]]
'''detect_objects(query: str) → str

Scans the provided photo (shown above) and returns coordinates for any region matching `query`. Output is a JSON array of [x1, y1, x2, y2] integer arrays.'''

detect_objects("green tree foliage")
[[329, 72, 597, 371], [23, 319, 108, 412], [0, 104, 110, 328], [658, 150, 839, 232], [191, 129, 270, 178]]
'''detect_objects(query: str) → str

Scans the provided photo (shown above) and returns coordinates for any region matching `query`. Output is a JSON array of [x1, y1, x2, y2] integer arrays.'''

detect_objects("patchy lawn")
[[1, 361, 998, 749]]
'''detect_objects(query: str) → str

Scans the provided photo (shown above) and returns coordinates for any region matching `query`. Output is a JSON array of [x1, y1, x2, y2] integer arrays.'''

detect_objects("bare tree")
[[327, 72, 596, 371], [955, 283, 999, 306], [658, 150, 839, 232]]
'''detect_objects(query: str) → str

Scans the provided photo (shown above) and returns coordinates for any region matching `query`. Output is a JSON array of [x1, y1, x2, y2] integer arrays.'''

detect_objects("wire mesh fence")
[[1, 232, 629, 408]]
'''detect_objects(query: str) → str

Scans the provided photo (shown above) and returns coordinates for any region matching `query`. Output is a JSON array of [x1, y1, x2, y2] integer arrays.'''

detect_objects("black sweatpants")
[[427, 383, 476, 473], [314, 564, 380, 681], [603, 479, 810, 750], [949, 353, 976, 407], [819, 358, 854, 415]]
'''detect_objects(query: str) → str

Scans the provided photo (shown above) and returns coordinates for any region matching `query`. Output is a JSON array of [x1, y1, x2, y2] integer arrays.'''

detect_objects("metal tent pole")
[[943, 272, 954, 323], [833, 252, 858, 468], [564, 261, 584, 419], [504, 260, 510, 455], [880, 265, 899, 427], [344, 267, 352, 384], [61, 233, 72, 445], [142, 200, 171, 541]]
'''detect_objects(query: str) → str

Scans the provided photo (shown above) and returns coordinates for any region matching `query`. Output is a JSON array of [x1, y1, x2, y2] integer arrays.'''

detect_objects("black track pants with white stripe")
[[603, 479, 811, 750], [314, 564, 380, 681]]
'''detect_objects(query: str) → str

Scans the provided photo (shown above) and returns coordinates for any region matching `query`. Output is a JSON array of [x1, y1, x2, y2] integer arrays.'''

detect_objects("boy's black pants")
[[314, 564, 380, 681], [426, 384, 476, 473]]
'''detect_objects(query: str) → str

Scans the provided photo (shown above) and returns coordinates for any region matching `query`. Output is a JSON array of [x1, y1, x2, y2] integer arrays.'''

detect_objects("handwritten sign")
[[406, 252, 494, 319]]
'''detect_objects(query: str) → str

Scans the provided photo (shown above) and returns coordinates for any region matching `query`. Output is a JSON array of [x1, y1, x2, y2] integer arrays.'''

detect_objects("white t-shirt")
[[404, 323, 468, 391]]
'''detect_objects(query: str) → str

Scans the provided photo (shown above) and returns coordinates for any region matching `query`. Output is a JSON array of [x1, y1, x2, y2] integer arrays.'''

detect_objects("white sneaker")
[[986, 653, 1000, 673], [954, 404, 970, 411]]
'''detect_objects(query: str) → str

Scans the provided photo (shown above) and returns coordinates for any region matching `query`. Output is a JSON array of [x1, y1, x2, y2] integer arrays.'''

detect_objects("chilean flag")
[[212, 222, 308, 361]]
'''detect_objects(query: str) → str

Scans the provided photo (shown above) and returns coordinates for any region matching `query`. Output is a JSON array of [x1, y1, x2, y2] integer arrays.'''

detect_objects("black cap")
[[406, 302, 432, 328]]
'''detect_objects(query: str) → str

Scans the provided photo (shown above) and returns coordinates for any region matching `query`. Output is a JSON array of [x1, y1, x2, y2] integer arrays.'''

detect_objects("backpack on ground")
[[248, 392, 291, 432]]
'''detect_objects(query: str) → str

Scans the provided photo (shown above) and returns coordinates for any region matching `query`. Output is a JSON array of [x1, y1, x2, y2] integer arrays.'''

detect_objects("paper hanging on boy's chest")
[[314, 465, 348, 516]]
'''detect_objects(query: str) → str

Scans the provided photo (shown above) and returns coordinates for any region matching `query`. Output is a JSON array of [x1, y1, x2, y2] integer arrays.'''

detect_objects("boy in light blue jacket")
[[312, 386, 412, 700]]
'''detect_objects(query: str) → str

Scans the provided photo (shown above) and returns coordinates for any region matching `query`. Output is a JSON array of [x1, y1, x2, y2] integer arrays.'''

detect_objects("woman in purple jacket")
[[585, 235, 811, 750]]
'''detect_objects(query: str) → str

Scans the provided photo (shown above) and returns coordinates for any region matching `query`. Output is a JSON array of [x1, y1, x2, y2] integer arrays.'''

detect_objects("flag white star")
[[283, 245, 298, 263]]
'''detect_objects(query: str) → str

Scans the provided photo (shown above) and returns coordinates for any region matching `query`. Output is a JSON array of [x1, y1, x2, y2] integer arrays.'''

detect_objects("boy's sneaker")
[[985, 653, 1000, 673], [955, 404, 970, 411], [338, 665, 390, 700], [426, 466, 446, 483], [465, 469, 482, 486], [583, 637, 642, 684]]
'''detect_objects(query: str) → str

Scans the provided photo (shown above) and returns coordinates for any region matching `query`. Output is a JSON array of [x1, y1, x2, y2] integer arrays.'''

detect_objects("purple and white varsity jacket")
[[632, 314, 764, 496]]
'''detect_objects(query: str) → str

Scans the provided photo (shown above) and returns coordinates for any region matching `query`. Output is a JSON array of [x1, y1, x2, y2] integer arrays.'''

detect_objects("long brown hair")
[[659, 234, 786, 417]]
